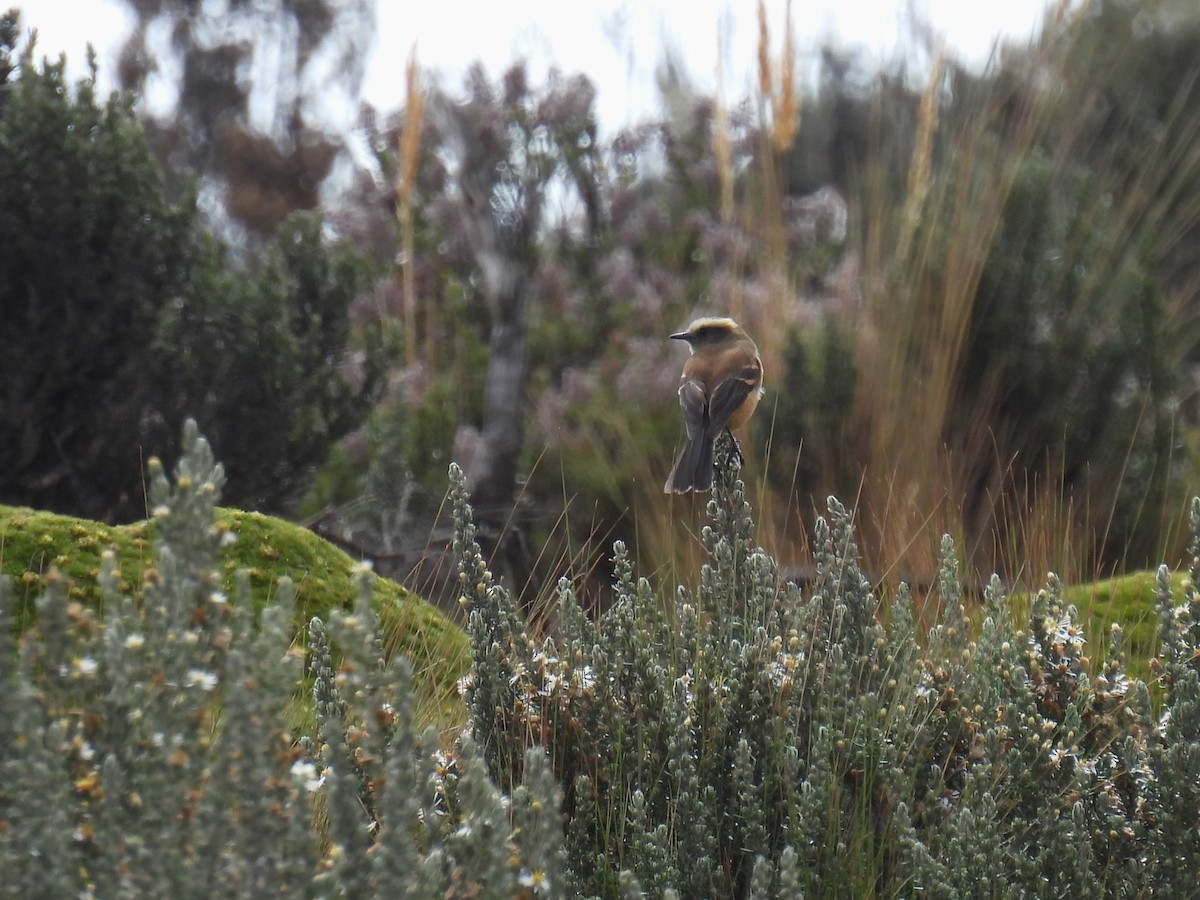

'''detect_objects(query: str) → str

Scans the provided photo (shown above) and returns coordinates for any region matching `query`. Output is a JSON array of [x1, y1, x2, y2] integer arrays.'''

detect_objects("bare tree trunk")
[[434, 94, 542, 519], [469, 271, 529, 509]]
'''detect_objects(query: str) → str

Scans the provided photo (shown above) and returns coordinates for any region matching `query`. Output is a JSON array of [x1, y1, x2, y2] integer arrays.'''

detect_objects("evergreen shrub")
[[0, 423, 558, 897], [455, 436, 1200, 897], [2, 425, 1199, 897]]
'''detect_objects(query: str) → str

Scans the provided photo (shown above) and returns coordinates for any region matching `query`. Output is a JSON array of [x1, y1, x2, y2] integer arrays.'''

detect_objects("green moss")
[[0, 503, 469, 725], [1061, 569, 1183, 680], [1003, 570, 1178, 682]]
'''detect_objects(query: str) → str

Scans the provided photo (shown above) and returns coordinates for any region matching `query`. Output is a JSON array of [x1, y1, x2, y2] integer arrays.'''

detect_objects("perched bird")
[[664, 316, 764, 493]]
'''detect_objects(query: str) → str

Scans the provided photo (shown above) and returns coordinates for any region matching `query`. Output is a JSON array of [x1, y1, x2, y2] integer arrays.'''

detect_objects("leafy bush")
[[0, 15, 382, 521], [149, 212, 385, 515]]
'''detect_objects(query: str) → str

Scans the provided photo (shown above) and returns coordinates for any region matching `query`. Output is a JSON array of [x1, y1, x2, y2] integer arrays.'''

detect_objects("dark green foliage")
[[955, 151, 1181, 565], [963, 3, 1200, 567], [0, 18, 382, 520], [769, 316, 857, 495], [150, 213, 384, 513], [0, 22, 195, 520]]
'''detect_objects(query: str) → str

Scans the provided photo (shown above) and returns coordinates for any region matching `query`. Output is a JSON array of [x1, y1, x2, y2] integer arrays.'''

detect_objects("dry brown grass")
[[618, 1, 1200, 600], [396, 48, 426, 367]]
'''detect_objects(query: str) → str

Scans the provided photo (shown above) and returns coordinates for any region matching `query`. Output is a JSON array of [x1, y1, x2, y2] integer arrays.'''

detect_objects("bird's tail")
[[664, 433, 715, 493]]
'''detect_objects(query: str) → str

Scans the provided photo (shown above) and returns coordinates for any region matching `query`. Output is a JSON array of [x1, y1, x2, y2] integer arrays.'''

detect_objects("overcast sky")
[[15, 0, 1055, 132]]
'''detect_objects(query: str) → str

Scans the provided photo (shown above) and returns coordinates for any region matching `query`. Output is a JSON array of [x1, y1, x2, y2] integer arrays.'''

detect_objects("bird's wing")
[[678, 378, 708, 438], [705, 364, 760, 436]]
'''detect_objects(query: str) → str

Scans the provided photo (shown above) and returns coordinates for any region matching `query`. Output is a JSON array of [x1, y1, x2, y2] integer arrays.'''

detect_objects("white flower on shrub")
[[290, 760, 325, 792], [187, 668, 218, 691]]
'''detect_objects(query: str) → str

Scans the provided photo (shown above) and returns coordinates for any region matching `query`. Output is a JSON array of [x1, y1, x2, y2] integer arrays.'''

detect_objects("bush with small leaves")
[[4, 421, 1199, 897], [451, 435, 1200, 898], [0, 421, 562, 898]]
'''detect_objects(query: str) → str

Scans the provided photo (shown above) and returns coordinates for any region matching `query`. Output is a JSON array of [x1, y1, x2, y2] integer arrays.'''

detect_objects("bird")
[[664, 316, 764, 493]]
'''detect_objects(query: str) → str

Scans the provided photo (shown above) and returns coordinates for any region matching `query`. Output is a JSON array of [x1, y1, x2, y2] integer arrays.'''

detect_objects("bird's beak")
[[669, 331, 689, 341]]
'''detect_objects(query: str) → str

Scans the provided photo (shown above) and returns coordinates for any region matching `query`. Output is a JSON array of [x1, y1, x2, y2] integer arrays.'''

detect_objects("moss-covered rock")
[[1061, 568, 1183, 679], [0, 503, 469, 725]]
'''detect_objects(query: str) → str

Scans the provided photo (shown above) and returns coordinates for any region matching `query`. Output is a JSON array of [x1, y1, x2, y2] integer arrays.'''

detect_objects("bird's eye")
[[695, 326, 711, 339]]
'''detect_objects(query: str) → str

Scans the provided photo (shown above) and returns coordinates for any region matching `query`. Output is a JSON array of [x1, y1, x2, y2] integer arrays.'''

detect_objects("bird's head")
[[669, 316, 747, 349]]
